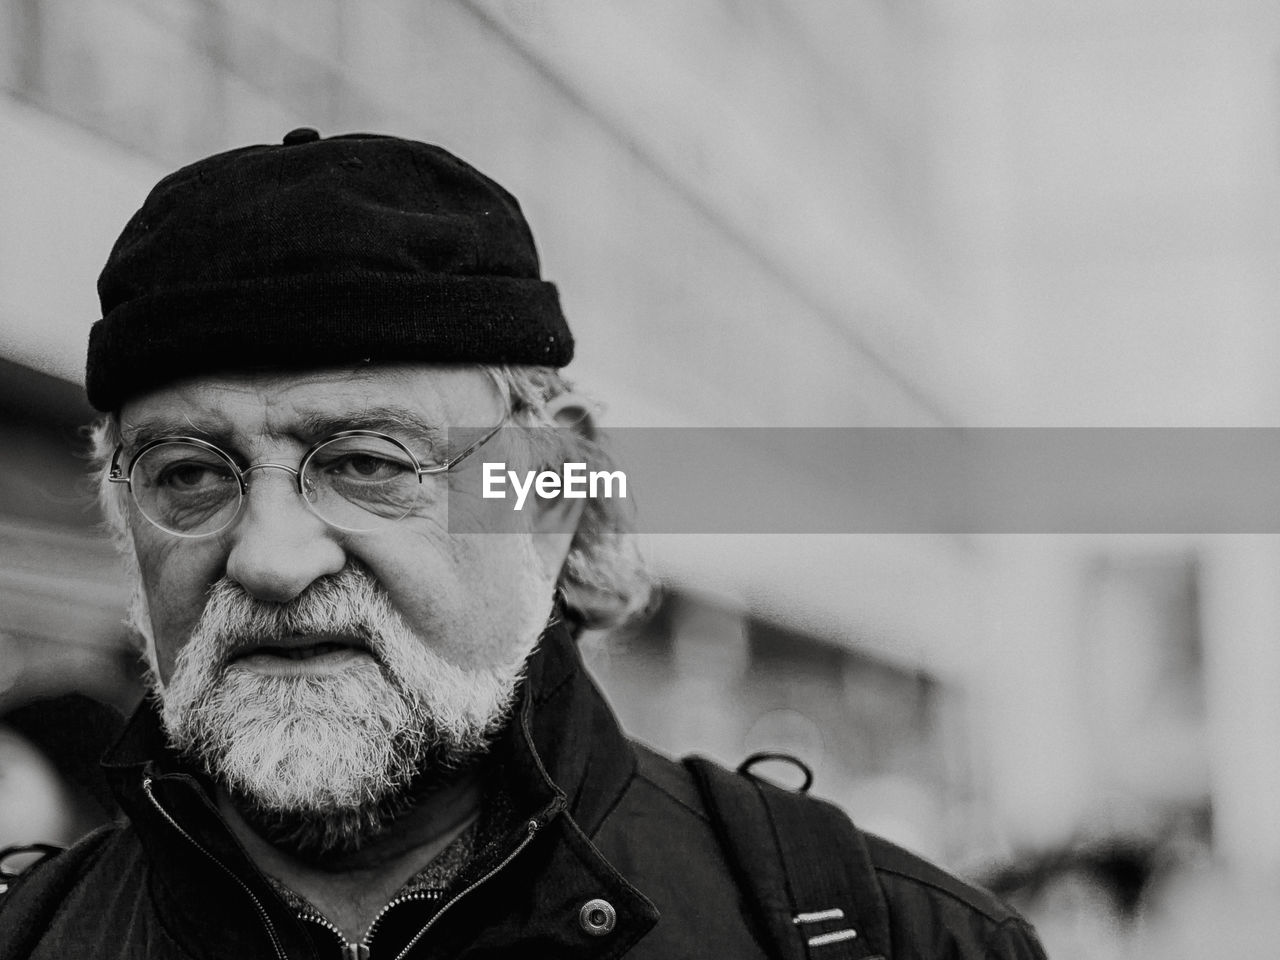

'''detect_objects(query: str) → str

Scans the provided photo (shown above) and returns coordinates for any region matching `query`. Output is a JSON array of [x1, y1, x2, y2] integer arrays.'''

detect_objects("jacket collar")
[[102, 616, 658, 958], [511, 614, 639, 835]]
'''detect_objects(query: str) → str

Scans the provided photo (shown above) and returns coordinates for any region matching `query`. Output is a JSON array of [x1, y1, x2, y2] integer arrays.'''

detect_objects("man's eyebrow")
[[120, 406, 464, 451], [120, 416, 225, 448], [296, 407, 449, 445]]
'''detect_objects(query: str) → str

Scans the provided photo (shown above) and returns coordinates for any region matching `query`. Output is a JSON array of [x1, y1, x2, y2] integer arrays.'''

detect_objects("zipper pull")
[[343, 944, 370, 960]]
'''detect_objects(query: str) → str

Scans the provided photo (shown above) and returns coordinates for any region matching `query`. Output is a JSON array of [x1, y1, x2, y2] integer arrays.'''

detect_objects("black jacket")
[[0, 623, 1046, 959]]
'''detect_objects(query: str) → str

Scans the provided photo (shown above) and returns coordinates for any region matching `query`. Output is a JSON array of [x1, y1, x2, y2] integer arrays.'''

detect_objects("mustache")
[[195, 565, 391, 665]]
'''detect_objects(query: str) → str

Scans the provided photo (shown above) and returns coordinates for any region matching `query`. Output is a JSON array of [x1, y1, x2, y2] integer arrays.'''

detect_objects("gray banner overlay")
[[445, 428, 1280, 533]]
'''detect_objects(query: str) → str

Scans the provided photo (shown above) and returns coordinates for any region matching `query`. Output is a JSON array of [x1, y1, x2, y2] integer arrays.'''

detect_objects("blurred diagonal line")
[[457, 0, 956, 427]]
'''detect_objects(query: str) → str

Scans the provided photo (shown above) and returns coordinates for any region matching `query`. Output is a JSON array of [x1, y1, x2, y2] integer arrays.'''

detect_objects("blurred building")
[[4, 8, 1280, 942]]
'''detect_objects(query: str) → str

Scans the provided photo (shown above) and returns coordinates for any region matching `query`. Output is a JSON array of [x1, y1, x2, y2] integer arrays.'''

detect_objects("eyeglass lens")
[[128, 435, 429, 536]]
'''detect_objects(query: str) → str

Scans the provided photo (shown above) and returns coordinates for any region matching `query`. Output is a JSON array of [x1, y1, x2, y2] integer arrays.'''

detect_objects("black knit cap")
[[87, 128, 573, 411]]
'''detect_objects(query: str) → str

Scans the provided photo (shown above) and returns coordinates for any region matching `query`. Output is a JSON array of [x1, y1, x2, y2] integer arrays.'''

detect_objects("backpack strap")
[[0, 843, 64, 895], [0, 829, 113, 959], [684, 755, 892, 960]]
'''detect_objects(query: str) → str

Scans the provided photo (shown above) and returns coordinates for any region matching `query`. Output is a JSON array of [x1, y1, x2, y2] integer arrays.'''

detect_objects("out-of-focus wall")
[[0, 0, 949, 427], [923, 0, 1280, 893], [924, 0, 1280, 427]]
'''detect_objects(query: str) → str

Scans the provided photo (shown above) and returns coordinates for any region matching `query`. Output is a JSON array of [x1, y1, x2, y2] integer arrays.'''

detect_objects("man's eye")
[[155, 461, 230, 490], [324, 452, 412, 481]]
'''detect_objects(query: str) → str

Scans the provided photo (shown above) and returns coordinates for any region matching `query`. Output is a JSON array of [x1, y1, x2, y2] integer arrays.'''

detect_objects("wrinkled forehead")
[[117, 363, 504, 448]]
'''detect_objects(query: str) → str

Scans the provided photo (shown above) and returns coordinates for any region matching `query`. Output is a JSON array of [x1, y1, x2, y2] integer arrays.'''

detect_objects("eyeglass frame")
[[107, 418, 508, 537]]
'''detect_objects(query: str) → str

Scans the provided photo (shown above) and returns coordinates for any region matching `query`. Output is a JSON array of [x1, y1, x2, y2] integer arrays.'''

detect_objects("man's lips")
[[226, 633, 372, 663]]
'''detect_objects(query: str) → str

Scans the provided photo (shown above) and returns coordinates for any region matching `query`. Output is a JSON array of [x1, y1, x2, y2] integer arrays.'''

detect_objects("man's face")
[[116, 363, 563, 854]]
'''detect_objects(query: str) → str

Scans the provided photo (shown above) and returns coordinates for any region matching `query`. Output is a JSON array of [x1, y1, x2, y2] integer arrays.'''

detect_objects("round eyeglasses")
[[108, 422, 506, 538]]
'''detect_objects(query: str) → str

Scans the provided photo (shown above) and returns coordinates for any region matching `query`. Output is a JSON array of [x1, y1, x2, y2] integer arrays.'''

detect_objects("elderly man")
[[0, 131, 1045, 959]]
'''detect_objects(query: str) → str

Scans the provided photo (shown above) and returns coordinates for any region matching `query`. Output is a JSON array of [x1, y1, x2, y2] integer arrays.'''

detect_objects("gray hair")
[[88, 365, 653, 634]]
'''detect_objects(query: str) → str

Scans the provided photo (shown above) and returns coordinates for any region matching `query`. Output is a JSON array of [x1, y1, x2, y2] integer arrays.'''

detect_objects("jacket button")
[[578, 898, 617, 936]]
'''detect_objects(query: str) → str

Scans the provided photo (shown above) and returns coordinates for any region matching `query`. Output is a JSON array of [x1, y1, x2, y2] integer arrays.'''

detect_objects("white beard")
[[152, 564, 537, 857]]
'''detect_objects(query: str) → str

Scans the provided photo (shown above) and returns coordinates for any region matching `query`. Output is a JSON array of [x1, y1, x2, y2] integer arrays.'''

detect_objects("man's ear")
[[530, 393, 595, 578]]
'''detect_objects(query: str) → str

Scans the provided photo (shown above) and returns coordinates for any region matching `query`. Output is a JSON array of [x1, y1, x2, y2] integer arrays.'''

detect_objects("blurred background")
[[4, 0, 1280, 954]]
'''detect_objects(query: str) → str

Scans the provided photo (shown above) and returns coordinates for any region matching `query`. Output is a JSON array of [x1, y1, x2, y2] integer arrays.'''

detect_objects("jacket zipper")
[[391, 818, 541, 960], [142, 776, 288, 960], [297, 890, 441, 959], [297, 819, 539, 960], [145, 776, 545, 960]]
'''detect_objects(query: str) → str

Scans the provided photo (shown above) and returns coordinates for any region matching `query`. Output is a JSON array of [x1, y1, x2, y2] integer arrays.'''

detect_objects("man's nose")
[[224, 466, 346, 602]]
